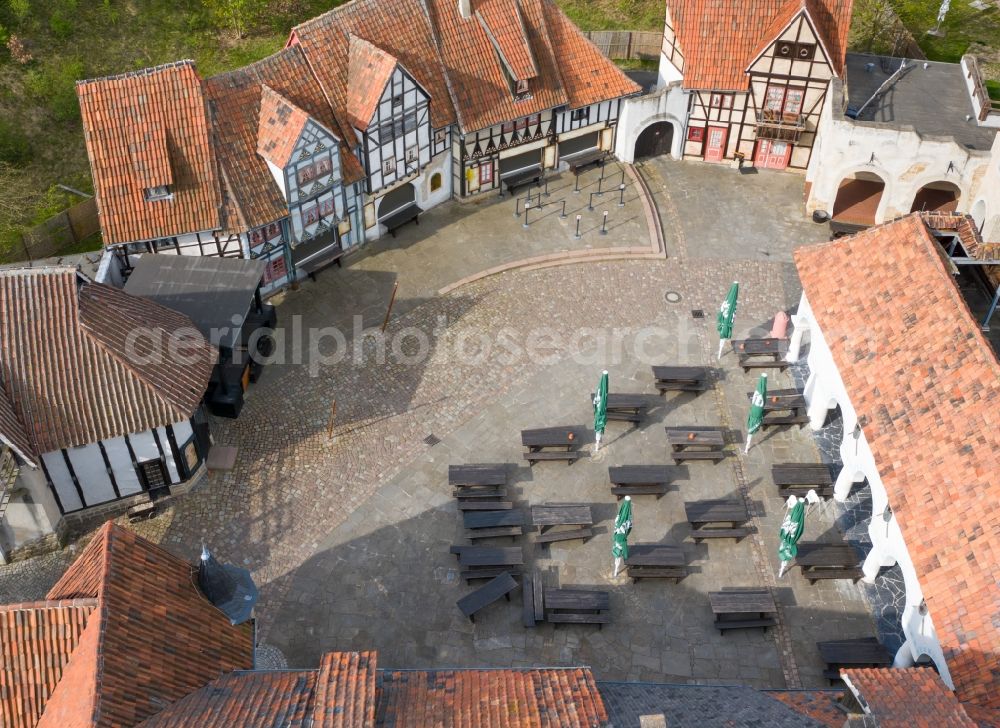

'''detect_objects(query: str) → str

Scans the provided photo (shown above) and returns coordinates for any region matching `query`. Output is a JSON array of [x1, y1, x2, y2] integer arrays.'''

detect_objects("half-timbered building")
[[619, 0, 852, 171], [78, 0, 638, 294]]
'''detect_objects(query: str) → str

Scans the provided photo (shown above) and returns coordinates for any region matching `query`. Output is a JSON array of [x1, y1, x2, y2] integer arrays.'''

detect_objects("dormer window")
[[516, 79, 529, 95], [144, 185, 172, 201]]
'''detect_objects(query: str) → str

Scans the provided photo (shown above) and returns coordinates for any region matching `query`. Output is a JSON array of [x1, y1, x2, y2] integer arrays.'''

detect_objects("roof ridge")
[[0, 598, 98, 612], [76, 59, 197, 87]]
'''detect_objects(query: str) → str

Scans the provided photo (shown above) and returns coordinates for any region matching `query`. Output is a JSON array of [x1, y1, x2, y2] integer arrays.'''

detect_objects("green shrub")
[[24, 57, 85, 121], [8, 0, 31, 21], [0, 119, 31, 165]]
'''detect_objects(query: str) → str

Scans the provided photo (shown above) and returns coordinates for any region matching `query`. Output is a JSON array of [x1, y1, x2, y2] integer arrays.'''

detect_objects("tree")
[[203, 0, 264, 39], [848, 0, 901, 55]]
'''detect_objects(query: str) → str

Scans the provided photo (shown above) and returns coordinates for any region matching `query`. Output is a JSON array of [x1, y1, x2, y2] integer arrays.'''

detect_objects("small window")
[[571, 107, 590, 122], [687, 126, 705, 142], [479, 161, 493, 184], [143, 185, 172, 201], [430, 172, 442, 192], [392, 95, 404, 107], [382, 157, 396, 176], [710, 93, 733, 109], [434, 128, 447, 145], [796, 43, 816, 60], [515, 79, 529, 95], [137, 459, 168, 491], [405, 146, 418, 164]]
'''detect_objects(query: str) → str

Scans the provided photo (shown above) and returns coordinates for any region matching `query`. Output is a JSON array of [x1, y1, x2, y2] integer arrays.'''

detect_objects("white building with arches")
[[788, 212, 1000, 715], [805, 54, 998, 229]]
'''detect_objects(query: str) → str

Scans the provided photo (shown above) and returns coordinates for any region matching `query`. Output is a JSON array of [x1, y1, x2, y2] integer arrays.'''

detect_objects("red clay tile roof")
[[347, 35, 400, 130], [375, 667, 609, 727], [766, 690, 845, 727], [136, 650, 377, 727], [0, 268, 216, 462], [476, 0, 539, 81], [668, 0, 852, 90], [77, 61, 223, 245], [257, 85, 312, 169], [794, 213, 1000, 711], [961, 701, 1000, 728], [0, 389, 32, 464], [206, 46, 364, 232], [36, 523, 255, 728], [0, 599, 97, 728], [292, 0, 638, 134], [842, 668, 978, 728]]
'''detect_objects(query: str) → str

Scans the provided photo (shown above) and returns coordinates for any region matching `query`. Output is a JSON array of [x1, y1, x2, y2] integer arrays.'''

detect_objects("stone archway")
[[832, 171, 887, 226], [634, 121, 675, 160], [910, 181, 961, 213]]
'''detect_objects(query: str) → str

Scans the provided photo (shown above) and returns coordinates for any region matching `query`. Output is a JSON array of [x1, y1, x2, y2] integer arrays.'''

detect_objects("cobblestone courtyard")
[[0, 159, 883, 688]]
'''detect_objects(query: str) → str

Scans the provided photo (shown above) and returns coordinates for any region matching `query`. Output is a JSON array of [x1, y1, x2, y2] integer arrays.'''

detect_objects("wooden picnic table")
[[794, 542, 862, 584], [746, 388, 808, 428], [454, 546, 524, 567], [684, 499, 750, 542], [544, 587, 610, 628], [608, 465, 671, 499], [531, 504, 594, 545], [817, 637, 892, 681], [449, 464, 507, 487], [456, 571, 518, 623], [772, 463, 834, 498], [625, 544, 687, 582], [521, 426, 586, 465], [709, 587, 778, 633], [731, 338, 789, 372], [591, 392, 651, 422], [458, 500, 513, 511], [666, 427, 727, 463], [462, 509, 525, 540], [651, 365, 710, 393]]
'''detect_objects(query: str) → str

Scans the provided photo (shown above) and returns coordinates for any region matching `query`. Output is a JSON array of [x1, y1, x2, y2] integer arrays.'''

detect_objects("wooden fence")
[[581, 30, 661, 61], [10, 197, 100, 263]]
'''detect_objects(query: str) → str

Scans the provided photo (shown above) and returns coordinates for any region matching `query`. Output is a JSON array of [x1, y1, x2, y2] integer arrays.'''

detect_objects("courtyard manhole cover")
[[691, 309, 705, 319], [424, 434, 441, 446], [664, 291, 682, 304]]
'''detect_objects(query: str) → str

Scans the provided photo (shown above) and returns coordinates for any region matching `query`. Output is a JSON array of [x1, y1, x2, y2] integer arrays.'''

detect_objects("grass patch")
[[890, 0, 1000, 64], [550, 0, 663, 32], [986, 79, 1000, 101]]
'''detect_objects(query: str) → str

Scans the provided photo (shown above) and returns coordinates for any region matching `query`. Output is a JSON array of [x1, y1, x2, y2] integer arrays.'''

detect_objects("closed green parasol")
[[594, 370, 609, 451], [745, 373, 767, 453], [717, 281, 739, 359]]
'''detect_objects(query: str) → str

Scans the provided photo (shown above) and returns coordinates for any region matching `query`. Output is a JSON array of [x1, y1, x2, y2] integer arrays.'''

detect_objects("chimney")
[[458, 0, 471, 19]]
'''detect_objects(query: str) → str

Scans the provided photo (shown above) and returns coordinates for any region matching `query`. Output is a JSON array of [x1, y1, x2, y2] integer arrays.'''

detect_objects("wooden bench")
[[817, 637, 892, 682], [536, 526, 593, 544], [666, 428, 727, 463], [379, 202, 422, 238], [566, 149, 608, 175], [503, 167, 542, 194], [522, 570, 546, 627], [795, 542, 863, 584], [731, 338, 789, 372], [456, 572, 518, 622], [546, 612, 611, 626], [747, 388, 808, 428], [685, 500, 751, 542], [651, 365, 710, 393], [458, 500, 513, 511], [463, 510, 524, 541], [772, 463, 834, 498], [452, 486, 507, 500], [609, 465, 671, 499], [709, 588, 778, 634], [691, 527, 750, 543], [460, 566, 521, 582], [625, 544, 686, 583], [544, 587, 610, 629], [523, 450, 585, 464], [466, 526, 524, 541], [592, 392, 650, 423], [449, 464, 507, 487]]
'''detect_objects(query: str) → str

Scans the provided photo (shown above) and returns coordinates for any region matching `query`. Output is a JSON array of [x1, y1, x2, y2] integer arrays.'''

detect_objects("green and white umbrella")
[[777, 496, 806, 578], [716, 281, 739, 360], [744, 372, 767, 453], [593, 370, 609, 451], [612, 495, 632, 577]]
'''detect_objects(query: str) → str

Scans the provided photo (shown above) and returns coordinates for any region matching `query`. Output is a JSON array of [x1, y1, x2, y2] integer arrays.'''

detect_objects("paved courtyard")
[[0, 158, 881, 689]]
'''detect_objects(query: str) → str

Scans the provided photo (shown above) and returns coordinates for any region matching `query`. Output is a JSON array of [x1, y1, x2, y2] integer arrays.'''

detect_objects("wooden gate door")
[[705, 126, 728, 162]]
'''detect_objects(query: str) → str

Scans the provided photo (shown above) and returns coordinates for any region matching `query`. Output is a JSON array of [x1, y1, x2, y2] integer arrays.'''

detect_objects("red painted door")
[[705, 126, 728, 162], [755, 139, 792, 170]]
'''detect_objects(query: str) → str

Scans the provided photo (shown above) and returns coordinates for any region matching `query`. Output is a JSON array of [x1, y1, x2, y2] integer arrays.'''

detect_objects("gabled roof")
[[0, 599, 97, 728], [34, 523, 255, 728], [842, 668, 978, 727], [476, 0, 539, 81], [346, 35, 400, 130], [76, 60, 223, 245], [375, 667, 608, 727], [667, 0, 852, 90], [292, 0, 639, 134], [0, 268, 217, 462], [205, 46, 365, 233], [794, 213, 1000, 711], [257, 84, 313, 169]]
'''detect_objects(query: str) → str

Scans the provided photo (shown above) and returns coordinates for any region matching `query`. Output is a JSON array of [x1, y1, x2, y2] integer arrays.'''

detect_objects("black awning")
[[290, 228, 342, 272]]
